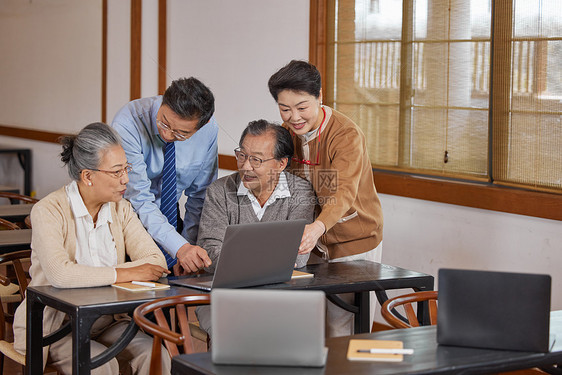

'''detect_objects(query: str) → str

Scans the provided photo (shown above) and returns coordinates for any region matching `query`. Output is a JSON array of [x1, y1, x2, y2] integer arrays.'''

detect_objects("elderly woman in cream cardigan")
[[12, 122, 171, 375]]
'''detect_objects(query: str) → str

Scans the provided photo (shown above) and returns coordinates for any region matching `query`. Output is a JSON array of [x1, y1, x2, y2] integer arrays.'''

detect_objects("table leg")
[[326, 292, 371, 334], [71, 312, 98, 375], [416, 278, 434, 325], [71, 314, 141, 374], [354, 291, 370, 334], [26, 290, 45, 375], [90, 319, 139, 369]]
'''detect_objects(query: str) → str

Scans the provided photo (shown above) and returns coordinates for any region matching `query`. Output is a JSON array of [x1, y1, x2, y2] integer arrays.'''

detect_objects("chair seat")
[[0, 283, 19, 297], [0, 340, 60, 374], [0, 294, 22, 304], [0, 281, 23, 303], [0, 340, 25, 365]]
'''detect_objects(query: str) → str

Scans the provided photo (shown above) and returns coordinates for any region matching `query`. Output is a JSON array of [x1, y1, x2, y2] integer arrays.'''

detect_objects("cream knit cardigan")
[[12, 187, 167, 364]]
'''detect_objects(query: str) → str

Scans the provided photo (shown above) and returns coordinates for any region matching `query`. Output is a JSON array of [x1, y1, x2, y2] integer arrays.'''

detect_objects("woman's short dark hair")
[[268, 60, 322, 102], [239, 120, 294, 163], [59, 122, 122, 181], [162, 77, 215, 129]]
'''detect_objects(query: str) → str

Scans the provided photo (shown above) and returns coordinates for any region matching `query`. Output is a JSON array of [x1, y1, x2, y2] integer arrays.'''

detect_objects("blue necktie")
[[161, 142, 178, 268]]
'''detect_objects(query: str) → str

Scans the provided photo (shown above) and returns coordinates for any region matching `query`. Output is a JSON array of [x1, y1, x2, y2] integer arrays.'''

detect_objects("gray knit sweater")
[[197, 171, 316, 272]]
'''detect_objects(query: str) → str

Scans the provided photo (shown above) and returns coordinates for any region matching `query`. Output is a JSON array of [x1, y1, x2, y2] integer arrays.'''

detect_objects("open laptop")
[[211, 288, 328, 367], [169, 219, 306, 291], [437, 268, 552, 352]]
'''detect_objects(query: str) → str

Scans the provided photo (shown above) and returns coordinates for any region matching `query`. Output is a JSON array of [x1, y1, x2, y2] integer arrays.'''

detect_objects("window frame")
[[308, 0, 561, 221]]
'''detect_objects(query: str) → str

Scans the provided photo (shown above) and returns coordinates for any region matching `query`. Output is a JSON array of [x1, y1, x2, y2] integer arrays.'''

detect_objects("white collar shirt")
[[237, 172, 291, 220], [65, 181, 117, 281]]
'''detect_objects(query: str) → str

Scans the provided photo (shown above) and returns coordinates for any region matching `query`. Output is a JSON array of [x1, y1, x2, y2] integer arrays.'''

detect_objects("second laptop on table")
[[169, 219, 307, 291], [437, 268, 552, 353]]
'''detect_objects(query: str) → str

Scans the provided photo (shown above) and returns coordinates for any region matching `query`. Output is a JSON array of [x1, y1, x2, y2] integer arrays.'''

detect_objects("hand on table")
[[115, 263, 170, 283], [298, 220, 326, 255], [175, 243, 212, 274]]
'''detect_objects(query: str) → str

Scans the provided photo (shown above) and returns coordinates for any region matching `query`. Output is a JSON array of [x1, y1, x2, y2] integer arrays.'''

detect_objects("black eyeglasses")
[[234, 148, 276, 169], [90, 163, 133, 178]]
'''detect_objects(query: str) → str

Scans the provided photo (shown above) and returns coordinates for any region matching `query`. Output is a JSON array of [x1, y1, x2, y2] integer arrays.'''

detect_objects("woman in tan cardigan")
[[268, 60, 384, 337], [12, 122, 170, 374]]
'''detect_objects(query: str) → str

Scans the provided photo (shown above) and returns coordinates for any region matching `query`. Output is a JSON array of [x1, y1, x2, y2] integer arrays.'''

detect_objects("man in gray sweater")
[[195, 119, 316, 335]]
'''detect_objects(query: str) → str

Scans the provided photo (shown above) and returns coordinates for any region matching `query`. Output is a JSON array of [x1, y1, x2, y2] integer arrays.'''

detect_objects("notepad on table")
[[347, 339, 409, 362], [112, 281, 170, 292], [291, 270, 314, 279]]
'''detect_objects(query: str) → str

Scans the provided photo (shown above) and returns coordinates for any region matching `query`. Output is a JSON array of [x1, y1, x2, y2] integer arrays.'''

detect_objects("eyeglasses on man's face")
[[234, 148, 276, 169], [157, 120, 189, 141], [90, 163, 133, 178]]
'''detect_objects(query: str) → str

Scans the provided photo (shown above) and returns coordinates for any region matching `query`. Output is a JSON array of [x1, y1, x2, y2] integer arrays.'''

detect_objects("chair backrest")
[[0, 218, 20, 230], [381, 291, 438, 329], [0, 192, 38, 204], [133, 294, 210, 375], [0, 250, 31, 340]]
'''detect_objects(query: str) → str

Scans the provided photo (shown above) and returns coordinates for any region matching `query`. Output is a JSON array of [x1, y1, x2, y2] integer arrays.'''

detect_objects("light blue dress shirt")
[[111, 96, 218, 258]]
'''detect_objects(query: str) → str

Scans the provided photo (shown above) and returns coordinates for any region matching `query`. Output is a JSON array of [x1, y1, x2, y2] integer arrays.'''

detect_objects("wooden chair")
[[133, 294, 211, 375], [0, 192, 38, 205], [380, 291, 438, 329], [0, 192, 37, 229], [0, 250, 59, 375], [0, 219, 20, 231], [0, 250, 30, 375]]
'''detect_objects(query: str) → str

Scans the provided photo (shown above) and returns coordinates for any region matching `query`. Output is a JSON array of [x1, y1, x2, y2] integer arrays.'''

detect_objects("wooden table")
[[0, 204, 33, 222], [0, 229, 31, 253], [171, 311, 562, 375], [26, 261, 433, 374], [248, 261, 434, 333]]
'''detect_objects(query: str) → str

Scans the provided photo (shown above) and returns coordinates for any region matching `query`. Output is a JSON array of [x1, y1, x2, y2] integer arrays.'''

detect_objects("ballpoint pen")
[[357, 348, 414, 355], [131, 281, 157, 288]]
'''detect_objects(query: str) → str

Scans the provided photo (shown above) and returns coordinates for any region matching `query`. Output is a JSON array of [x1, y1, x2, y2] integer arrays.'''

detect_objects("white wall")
[[1, 0, 561, 312], [0, 0, 102, 133], [166, 0, 310, 154], [0, 0, 101, 197], [379, 194, 562, 309]]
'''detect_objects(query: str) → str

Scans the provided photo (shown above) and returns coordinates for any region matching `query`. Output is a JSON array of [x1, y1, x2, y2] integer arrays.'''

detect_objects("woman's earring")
[[88, 182, 92, 186]]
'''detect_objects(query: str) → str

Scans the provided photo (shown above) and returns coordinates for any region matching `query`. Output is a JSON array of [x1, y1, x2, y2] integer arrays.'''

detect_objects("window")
[[322, 0, 562, 193]]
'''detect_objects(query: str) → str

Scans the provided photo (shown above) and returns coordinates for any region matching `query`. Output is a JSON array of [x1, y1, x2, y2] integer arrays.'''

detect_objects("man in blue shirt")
[[111, 77, 217, 275]]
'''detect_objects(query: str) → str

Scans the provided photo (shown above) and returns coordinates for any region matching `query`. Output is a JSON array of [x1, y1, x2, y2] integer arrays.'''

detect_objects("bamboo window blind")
[[325, 0, 562, 192]]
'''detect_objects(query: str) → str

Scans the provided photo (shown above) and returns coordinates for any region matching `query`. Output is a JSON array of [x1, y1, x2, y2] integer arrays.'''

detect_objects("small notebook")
[[291, 270, 314, 279], [111, 282, 170, 292], [347, 339, 405, 362]]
